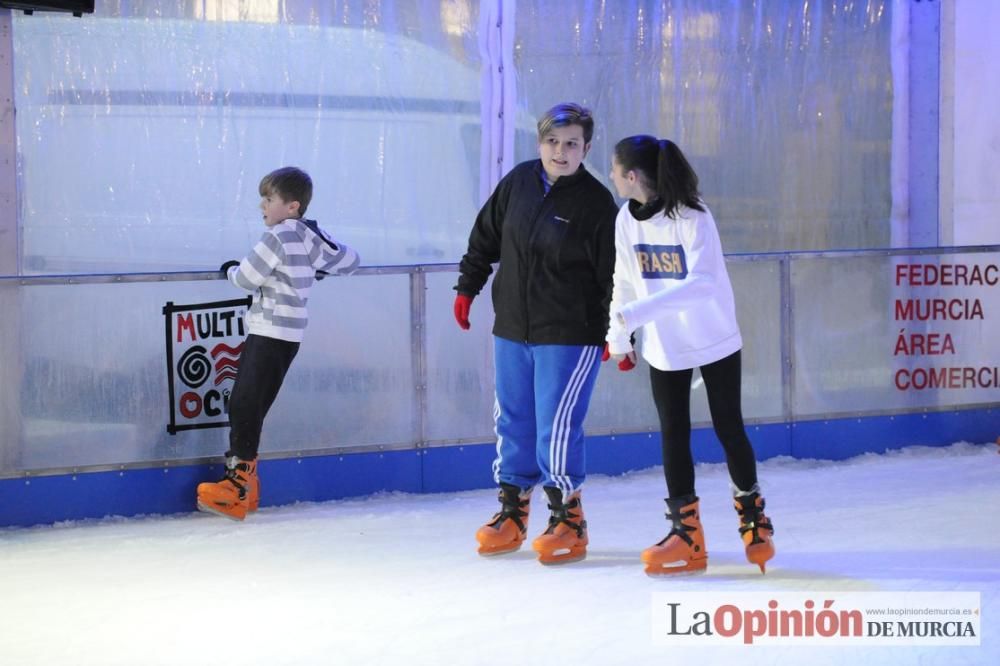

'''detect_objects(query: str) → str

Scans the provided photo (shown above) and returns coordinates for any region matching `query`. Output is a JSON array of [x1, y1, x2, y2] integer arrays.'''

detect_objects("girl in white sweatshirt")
[[606, 136, 774, 575]]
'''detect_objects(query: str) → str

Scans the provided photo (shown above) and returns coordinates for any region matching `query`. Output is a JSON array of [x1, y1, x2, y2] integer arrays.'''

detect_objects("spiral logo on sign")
[[178, 345, 211, 389]]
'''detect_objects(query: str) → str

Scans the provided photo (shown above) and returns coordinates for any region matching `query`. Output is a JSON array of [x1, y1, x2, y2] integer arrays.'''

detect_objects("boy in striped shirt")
[[197, 166, 360, 520]]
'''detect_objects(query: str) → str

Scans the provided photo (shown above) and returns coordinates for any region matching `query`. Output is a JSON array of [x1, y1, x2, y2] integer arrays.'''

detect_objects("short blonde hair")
[[537, 102, 595, 144]]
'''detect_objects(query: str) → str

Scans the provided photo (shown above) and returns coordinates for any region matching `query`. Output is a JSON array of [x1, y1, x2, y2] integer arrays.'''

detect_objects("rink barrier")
[[0, 406, 995, 527], [2, 247, 999, 527]]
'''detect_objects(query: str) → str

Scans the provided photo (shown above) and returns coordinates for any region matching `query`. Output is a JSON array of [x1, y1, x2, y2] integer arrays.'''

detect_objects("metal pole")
[[779, 255, 795, 433], [0, 8, 22, 474], [410, 269, 428, 449]]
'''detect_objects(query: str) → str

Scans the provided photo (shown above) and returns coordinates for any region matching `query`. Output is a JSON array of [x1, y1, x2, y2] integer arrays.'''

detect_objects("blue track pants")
[[492, 336, 602, 496]]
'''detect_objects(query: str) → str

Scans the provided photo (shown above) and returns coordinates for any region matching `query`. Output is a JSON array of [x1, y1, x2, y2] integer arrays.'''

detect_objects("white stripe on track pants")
[[492, 336, 601, 496]]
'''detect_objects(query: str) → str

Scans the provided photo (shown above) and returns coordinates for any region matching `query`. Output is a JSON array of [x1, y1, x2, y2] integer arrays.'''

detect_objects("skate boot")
[[734, 491, 775, 573], [196, 456, 258, 521], [248, 471, 260, 513], [476, 483, 531, 556], [641, 494, 708, 576], [531, 486, 588, 565]]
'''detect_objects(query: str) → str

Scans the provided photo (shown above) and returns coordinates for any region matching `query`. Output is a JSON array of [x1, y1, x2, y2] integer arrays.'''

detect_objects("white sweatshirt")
[[605, 200, 742, 371], [227, 218, 360, 342]]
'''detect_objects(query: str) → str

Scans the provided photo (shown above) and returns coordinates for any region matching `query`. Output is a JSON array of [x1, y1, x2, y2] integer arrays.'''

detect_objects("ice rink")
[[1, 441, 997, 665]]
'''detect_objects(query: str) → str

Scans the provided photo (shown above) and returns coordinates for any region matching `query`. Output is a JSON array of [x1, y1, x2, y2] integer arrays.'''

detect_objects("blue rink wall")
[[1, 408, 996, 528]]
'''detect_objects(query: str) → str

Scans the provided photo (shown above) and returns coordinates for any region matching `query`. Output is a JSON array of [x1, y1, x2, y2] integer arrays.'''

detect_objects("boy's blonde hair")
[[536, 102, 595, 144], [259, 166, 313, 216]]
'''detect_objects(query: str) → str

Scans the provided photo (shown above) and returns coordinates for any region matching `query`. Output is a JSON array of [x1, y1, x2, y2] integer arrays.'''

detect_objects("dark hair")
[[259, 166, 313, 216], [613, 135, 704, 218], [537, 102, 595, 144]]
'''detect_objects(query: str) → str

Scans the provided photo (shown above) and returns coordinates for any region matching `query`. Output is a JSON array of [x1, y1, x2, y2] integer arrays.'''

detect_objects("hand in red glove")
[[602, 343, 636, 371], [454, 293, 474, 330]]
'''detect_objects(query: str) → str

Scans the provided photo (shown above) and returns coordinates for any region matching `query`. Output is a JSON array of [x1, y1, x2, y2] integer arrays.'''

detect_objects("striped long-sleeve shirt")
[[226, 218, 360, 342]]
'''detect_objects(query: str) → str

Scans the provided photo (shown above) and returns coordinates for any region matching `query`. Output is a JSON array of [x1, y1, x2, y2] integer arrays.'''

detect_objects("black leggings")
[[649, 350, 758, 498], [227, 334, 299, 460]]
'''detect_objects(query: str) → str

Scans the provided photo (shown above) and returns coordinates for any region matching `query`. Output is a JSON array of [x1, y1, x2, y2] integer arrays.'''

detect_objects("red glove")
[[602, 343, 636, 371], [454, 294, 474, 330]]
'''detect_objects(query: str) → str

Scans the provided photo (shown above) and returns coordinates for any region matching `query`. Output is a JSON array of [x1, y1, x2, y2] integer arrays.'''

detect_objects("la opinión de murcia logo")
[[651, 592, 981, 646], [164, 297, 251, 434]]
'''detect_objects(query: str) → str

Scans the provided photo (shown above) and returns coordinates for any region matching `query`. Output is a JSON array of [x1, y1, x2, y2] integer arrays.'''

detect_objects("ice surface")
[[1, 442, 997, 665]]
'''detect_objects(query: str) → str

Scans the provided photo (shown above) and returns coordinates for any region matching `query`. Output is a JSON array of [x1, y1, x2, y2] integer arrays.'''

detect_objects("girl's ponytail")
[[657, 139, 704, 218]]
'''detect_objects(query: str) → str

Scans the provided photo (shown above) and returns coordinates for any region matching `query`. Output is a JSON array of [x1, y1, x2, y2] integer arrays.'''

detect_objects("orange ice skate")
[[532, 486, 588, 565], [196, 456, 258, 521], [641, 494, 708, 576], [248, 470, 260, 513], [734, 491, 775, 573], [476, 483, 531, 556]]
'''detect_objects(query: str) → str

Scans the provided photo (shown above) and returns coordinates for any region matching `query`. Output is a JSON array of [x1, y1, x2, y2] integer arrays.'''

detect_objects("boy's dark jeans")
[[226, 333, 300, 460]]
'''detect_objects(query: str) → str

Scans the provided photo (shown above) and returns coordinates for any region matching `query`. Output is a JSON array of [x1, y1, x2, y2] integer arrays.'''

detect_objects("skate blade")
[[196, 500, 247, 522], [645, 565, 707, 578], [477, 543, 524, 557], [643, 556, 708, 576], [538, 550, 587, 566], [746, 545, 774, 574]]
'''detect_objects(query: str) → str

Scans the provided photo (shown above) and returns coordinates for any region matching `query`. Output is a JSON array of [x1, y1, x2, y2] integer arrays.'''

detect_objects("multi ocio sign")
[[163, 297, 251, 433]]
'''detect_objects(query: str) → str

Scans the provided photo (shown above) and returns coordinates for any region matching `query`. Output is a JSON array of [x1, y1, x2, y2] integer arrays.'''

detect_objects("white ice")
[[1, 441, 998, 665]]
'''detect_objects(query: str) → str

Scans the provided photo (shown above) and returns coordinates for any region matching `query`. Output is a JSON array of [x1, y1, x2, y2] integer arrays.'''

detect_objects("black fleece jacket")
[[455, 159, 618, 346]]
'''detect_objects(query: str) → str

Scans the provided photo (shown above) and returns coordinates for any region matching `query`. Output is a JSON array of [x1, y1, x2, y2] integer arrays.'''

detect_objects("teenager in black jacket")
[[454, 103, 618, 565]]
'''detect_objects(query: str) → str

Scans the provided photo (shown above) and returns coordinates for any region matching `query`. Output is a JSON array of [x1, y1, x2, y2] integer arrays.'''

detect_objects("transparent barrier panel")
[[792, 254, 901, 414], [791, 252, 1000, 415], [262, 274, 414, 453], [730, 259, 785, 421], [585, 351, 659, 434], [2, 274, 413, 474], [11, 280, 233, 472], [424, 271, 496, 443]]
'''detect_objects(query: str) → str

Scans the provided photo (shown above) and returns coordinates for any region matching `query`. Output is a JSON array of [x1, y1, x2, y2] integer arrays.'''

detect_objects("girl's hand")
[[610, 350, 637, 371], [602, 343, 636, 371]]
